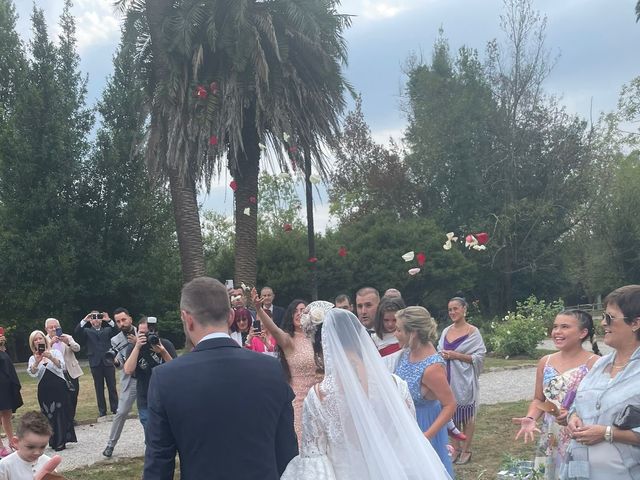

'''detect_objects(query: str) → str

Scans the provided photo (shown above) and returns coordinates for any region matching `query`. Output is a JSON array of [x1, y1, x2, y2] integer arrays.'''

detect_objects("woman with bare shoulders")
[[512, 310, 600, 479], [395, 306, 457, 477], [252, 288, 315, 441]]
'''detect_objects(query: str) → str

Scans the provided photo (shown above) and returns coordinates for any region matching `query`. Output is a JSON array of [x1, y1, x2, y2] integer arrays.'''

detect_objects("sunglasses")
[[602, 312, 629, 326]]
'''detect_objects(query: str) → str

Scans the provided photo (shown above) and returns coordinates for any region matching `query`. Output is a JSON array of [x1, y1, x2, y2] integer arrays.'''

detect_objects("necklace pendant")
[[596, 400, 601, 409]]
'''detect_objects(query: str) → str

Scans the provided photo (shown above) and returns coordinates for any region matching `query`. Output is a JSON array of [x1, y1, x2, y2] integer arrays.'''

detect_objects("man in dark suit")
[[74, 311, 119, 417], [261, 286, 285, 327], [144, 277, 298, 480]]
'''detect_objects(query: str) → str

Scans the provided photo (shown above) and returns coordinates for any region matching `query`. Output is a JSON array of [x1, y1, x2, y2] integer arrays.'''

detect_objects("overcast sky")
[[13, 1, 640, 230]]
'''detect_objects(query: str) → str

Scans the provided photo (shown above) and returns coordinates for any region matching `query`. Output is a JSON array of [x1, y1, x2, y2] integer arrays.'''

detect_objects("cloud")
[[342, 0, 426, 21], [73, 1, 121, 52]]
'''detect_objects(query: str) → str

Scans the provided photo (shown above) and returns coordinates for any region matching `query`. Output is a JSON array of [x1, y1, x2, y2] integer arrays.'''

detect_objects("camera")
[[91, 313, 104, 320], [147, 332, 160, 347], [145, 317, 160, 347], [252, 319, 261, 332]]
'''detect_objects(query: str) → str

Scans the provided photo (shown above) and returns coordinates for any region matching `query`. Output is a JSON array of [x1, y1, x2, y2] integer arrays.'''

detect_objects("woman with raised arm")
[[252, 288, 315, 441], [512, 310, 600, 479]]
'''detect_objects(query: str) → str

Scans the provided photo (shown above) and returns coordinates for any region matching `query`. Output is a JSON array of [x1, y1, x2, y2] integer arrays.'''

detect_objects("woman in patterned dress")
[[395, 306, 457, 477], [513, 310, 599, 479]]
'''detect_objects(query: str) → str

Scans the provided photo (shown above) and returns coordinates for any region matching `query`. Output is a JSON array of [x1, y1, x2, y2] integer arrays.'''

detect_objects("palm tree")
[[118, 0, 351, 289]]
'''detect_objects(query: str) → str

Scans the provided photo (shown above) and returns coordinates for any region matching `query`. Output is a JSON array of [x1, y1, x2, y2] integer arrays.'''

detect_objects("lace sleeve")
[[298, 386, 328, 457]]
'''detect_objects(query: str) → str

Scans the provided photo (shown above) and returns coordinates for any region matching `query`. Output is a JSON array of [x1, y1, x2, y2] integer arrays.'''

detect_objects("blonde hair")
[[395, 306, 438, 345], [28, 330, 49, 354]]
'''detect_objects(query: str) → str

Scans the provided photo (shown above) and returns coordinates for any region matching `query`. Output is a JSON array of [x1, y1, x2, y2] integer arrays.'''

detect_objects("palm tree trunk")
[[233, 107, 260, 287], [168, 169, 205, 281], [304, 145, 318, 300]]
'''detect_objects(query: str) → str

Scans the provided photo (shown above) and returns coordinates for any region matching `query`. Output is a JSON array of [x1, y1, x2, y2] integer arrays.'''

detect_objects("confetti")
[[209, 135, 218, 146], [229, 180, 237, 192], [416, 252, 426, 266], [465, 235, 478, 249], [475, 232, 489, 245], [195, 85, 208, 99], [408, 268, 420, 276], [243, 207, 250, 216], [402, 251, 415, 262], [443, 232, 458, 250], [308, 257, 318, 263]]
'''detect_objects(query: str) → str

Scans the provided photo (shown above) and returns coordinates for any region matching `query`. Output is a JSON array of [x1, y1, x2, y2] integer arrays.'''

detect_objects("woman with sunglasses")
[[512, 310, 599, 479], [566, 285, 640, 479], [229, 308, 252, 347]]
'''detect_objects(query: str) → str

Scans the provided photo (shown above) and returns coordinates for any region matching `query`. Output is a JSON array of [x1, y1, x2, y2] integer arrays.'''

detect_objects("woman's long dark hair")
[[277, 299, 308, 382], [560, 309, 601, 356]]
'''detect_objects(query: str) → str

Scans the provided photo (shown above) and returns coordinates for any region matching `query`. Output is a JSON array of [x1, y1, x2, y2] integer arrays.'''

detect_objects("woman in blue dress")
[[395, 306, 457, 477]]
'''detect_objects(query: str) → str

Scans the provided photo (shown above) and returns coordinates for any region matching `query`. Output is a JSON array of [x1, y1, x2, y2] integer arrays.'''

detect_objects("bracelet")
[[604, 425, 613, 443]]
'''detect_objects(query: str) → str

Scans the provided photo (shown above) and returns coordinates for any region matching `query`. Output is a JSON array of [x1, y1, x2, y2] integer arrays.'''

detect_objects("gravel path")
[[46, 417, 145, 472]]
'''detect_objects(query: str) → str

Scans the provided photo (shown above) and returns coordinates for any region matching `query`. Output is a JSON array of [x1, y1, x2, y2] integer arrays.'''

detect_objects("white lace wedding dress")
[[280, 309, 451, 480]]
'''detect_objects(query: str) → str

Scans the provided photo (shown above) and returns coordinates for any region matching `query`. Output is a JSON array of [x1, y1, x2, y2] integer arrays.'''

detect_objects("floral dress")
[[535, 356, 593, 479]]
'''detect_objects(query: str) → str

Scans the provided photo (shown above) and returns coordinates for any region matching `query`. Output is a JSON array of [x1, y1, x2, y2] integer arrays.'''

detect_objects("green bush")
[[516, 295, 564, 334], [490, 312, 547, 357]]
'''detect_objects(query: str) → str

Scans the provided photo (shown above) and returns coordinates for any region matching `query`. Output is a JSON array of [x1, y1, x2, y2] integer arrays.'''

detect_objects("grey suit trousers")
[[106, 376, 137, 449]]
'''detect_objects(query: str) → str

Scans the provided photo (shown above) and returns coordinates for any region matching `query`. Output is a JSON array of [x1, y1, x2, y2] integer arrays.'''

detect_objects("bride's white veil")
[[319, 308, 451, 480]]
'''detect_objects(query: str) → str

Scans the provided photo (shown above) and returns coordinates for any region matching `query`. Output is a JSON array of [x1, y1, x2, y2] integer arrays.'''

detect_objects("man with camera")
[[74, 311, 119, 418], [102, 307, 138, 458], [124, 316, 176, 434]]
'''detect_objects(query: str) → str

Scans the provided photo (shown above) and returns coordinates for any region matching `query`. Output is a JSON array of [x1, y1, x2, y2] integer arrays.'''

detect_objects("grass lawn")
[[64, 401, 535, 480]]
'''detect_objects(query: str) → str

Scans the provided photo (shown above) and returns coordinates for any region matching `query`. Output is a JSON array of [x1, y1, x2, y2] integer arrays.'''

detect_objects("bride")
[[281, 307, 452, 479]]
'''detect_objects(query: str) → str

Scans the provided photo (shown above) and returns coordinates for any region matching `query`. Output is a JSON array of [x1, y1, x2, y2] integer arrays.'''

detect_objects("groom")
[[143, 277, 298, 479]]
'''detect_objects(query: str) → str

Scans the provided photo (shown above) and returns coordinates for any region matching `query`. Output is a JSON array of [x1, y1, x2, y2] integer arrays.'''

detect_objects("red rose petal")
[[249, 196, 257, 204], [209, 81, 218, 95], [338, 246, 347, 257], [209, 135, 218, 146], [475, 232, 489, 245], [416, 252, 426, 266], [308, 257, 318, 263], [195, 85, 208, 99], [283, 223, 292, 232], [229, 180, 237, 192]]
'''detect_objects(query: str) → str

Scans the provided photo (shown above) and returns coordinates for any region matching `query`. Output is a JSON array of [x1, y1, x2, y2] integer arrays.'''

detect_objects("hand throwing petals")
[[402, 251, 415, 262]]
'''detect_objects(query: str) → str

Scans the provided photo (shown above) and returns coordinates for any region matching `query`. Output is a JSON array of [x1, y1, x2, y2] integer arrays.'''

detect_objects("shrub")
[[490, 312, 547, 357], [516, 295, 564, 334]]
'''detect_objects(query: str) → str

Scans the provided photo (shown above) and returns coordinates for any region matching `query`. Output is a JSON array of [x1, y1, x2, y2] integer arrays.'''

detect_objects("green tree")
[[0, 4, 92, 348], [330, 95, 416, 223], [118, 0, 351, 291]]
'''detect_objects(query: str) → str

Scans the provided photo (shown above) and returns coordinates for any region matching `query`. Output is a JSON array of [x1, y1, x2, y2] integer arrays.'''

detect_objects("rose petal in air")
[[402, 251, 415, 262]]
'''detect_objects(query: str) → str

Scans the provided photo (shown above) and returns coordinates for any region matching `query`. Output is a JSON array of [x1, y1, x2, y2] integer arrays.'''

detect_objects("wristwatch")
[[604, 425, 613, 443]]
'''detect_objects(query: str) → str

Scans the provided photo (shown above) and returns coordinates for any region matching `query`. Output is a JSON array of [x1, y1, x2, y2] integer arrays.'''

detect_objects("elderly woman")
[[27, 330, 76, 451], [437, 296, 486, 465], [566, 285, 640, 479]]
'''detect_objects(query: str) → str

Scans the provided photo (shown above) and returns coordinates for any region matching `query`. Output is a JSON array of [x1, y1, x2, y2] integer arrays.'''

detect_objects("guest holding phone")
[[27, 330, 76, 451], [44, 318, 83, 422], [244, 319, 277, 356], [230, 308, 253, 347]]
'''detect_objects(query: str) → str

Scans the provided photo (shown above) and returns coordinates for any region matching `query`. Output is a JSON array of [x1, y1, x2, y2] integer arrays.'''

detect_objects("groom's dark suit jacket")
[[143, 336, 298, 480]]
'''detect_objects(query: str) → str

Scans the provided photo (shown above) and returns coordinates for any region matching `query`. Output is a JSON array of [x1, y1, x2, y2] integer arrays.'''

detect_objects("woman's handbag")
[[613, 405, 640, 430]]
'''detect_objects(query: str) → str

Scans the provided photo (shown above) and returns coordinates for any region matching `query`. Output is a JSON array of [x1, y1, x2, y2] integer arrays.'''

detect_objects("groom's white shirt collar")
[[198, 332, 231, 344]]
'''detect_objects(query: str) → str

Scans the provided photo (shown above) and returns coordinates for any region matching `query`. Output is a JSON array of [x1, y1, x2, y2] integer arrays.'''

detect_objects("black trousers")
[[90, 364, 118, 416], [68, 376, 80, 421]]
